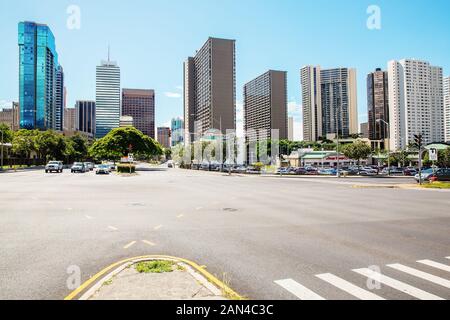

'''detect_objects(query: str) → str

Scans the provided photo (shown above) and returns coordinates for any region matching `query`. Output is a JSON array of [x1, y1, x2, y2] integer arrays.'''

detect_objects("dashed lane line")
[[142, 240, 156, 247], [108, 226, 119, 231], [123, 241, 137, 249]]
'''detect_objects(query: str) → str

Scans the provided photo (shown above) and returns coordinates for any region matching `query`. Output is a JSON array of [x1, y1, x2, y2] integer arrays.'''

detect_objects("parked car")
[[232, 166, 247, 174], [358, 167, 378, 176], [277, 167, 289, 174], [71, 162, 87, 173], [167, 161, 174, 168], [305, 167, 319, 175], [96, 164, 111, 175], [319, 168, 337, 176], [414, 168, 435, 182], [45, 161, 63, 173], [403, 167, 417, 176], [84, 162, 94, 171], [294, 167, 307, 175], [428, 168, 450, 182]]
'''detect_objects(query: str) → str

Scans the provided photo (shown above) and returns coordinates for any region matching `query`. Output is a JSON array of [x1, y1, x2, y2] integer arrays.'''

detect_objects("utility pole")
[[1, 129, 4, 171]]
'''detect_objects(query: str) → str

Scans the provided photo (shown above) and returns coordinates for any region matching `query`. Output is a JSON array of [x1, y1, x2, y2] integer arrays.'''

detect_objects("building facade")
[[157, 127, 171, 149], [121, 89, 155, 138], [63, 107, 76, 132], [288, 117, 294, 141], [301, 66, 358, 141], [445, 76, 450, 143], [388, 59, 444, 150], [360, 122, 369, 139], [18, 21, 61, 130], [243, 70, 287, 142], [320, 68, 358, 139], [95, 59, 121, 138], [171, 117, 184, 146], [184, 38, 236, 141], [301, 66, 322, 142], [0, 102, 20, 131], [55, 65, 64, 131], [367, 68, 389, 146], [75, 101, 96, 135]]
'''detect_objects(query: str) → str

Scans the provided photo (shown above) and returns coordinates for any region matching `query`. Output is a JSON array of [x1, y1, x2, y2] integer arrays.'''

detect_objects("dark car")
[[428, 169, 450, 182], [294, 167, 307, 175], [403, 167, 418, 176]]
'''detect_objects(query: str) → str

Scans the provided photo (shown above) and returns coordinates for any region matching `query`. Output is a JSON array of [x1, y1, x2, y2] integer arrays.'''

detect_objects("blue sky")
[[1, 0, 449, 140]]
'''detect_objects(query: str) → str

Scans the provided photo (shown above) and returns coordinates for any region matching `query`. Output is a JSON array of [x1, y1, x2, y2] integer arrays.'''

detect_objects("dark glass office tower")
[[122, 89, 155, 138], [18, 21, 59, 130], [367, 68, 389, 142], [76, 101, 96, 136]]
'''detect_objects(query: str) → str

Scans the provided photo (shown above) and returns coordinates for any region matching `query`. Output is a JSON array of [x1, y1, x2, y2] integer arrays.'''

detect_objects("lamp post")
[[376, 119, 390, 176], [1, 128, 4, 171]]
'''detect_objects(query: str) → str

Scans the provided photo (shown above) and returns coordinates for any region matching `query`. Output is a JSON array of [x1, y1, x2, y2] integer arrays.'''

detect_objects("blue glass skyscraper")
[[18, 21, 61, 130]]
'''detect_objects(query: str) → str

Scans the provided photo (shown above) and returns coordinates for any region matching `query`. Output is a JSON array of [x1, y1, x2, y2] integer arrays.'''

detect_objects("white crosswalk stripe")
[[275, 279, 325, 300], [316, 273, 385, 300], [353, 268, 444, 300], [387, 264, 450, 289], [418, 260, 450, 273]]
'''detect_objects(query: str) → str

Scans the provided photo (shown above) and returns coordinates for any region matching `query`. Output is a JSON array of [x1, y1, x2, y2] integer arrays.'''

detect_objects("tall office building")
[[388, 59, 444, 150], [301, 66, 322, 142], [121, 89, 155, 138], [288, 117, 294, 141], [18, 21, 61, 130], [63, 107, 76, 131], [367, 68, 389, 145], [444, 76, 450, 143], [75, 101, 96, 136], [301, 66, 358, 141], [320, 68, 358, 139], [55, 65, 64, 131], [0, 102, 20, 131], [171, 117, 184, 146], [184, 37, 236, 141], [243, 70, 287, 142], [95, 57, 121, 138], [157, 127, 171, 149]]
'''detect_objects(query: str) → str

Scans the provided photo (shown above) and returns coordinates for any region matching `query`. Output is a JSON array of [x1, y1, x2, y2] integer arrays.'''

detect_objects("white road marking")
[[387, 264, 450, 289], [123, 241, 137, 249], [417, 260, 450, 273], [67, 208, 73, 211], [85, 215, 94, 220], [154, 225, 163, 230], [177, 214, 184, 218], [353, 268, 444, 300], [142, 240, 156, 246], [316, 273, 385, 300], [108, 226, 118, 231], [274, 279, 325, 300]]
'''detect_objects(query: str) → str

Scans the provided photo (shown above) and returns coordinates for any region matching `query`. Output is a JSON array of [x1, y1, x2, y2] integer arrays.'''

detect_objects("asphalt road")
[[0, 165, 449, 300]]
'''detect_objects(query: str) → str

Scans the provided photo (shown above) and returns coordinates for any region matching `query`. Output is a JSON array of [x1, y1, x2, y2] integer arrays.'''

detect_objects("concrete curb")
[[65, 255, 244, 301]]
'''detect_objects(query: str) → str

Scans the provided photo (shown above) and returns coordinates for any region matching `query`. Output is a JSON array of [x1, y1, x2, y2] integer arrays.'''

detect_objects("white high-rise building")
[[95, 59, 121, 138], [301, 66, 322, 142], [288, 117, 294, 141], [388, 59, 444, 150], [444, 76, 450, 143]]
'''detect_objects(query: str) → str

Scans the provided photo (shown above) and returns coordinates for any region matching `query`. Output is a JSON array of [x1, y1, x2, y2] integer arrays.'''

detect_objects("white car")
[[45, 161, 63, 173]]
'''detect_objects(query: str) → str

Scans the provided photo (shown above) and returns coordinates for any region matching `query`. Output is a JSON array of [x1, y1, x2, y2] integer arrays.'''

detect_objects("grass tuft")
[[134, 260, 174, 273], [423, 182, 450, 189]]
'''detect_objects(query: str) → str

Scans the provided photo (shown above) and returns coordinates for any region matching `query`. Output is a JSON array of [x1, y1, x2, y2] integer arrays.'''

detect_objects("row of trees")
[[0, 124, 164, 165]]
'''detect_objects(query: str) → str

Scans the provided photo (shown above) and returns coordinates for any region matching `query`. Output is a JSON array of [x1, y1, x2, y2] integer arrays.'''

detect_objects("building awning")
[[425, 143, 449, 151]]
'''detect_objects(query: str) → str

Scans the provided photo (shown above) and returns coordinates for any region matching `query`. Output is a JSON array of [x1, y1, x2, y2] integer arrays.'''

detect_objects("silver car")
[[45, 161, 63, 173]]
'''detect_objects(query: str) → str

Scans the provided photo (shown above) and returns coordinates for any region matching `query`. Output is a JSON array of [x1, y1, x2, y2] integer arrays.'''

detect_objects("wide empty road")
[[1, 166, 449, 300]]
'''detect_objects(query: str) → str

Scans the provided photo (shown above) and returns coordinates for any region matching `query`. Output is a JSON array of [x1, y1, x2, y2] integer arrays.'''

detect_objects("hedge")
[[117, 164, 136, 173]]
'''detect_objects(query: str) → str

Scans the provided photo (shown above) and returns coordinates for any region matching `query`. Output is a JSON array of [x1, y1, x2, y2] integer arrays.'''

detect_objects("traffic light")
[[414, 134, 423, 149]]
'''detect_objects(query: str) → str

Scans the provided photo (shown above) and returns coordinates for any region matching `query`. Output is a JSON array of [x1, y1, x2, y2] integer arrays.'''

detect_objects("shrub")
[[117, 164, 136, 173]]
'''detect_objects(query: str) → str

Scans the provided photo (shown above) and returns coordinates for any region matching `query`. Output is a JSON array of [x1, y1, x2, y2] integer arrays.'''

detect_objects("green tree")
[[89, 127, 163, 161], [12, 129, 36, 163], [34, 130, 61, 161], [0, 124, 13, 143], [341, 140, 372, 165], [65, 134, 89, 162]]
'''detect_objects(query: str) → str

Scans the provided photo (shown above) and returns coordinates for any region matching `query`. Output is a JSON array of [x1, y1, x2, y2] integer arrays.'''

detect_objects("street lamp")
[[376, 119, 390, 176], [1, 128, 4, 171]]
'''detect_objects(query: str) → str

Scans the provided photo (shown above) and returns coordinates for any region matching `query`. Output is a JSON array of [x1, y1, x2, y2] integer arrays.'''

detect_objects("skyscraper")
[[18, 21, 60, 130], [157, 127, 171, 149], [121, 89, 155, 138], [320, 68, 358, 139], [301, 66, 322, 142], [63, 107, 76, 132], [75, 101, 96, 136], [171, 117, 184, 147], [301, 66, 358, 141], [243, 70, 287, 142], [388, 59, 444, 150], [184, 37, 236, 141], [288, 117, 294, 141], [444, 76, 450, 143], [367, 68, 389, 146], [95, 56, 121, 138], [55, 65, 64, 131]]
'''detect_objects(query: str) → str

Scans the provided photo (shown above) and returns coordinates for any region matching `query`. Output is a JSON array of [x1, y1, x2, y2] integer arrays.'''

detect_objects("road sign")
[[429, 148, 438, 161]]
